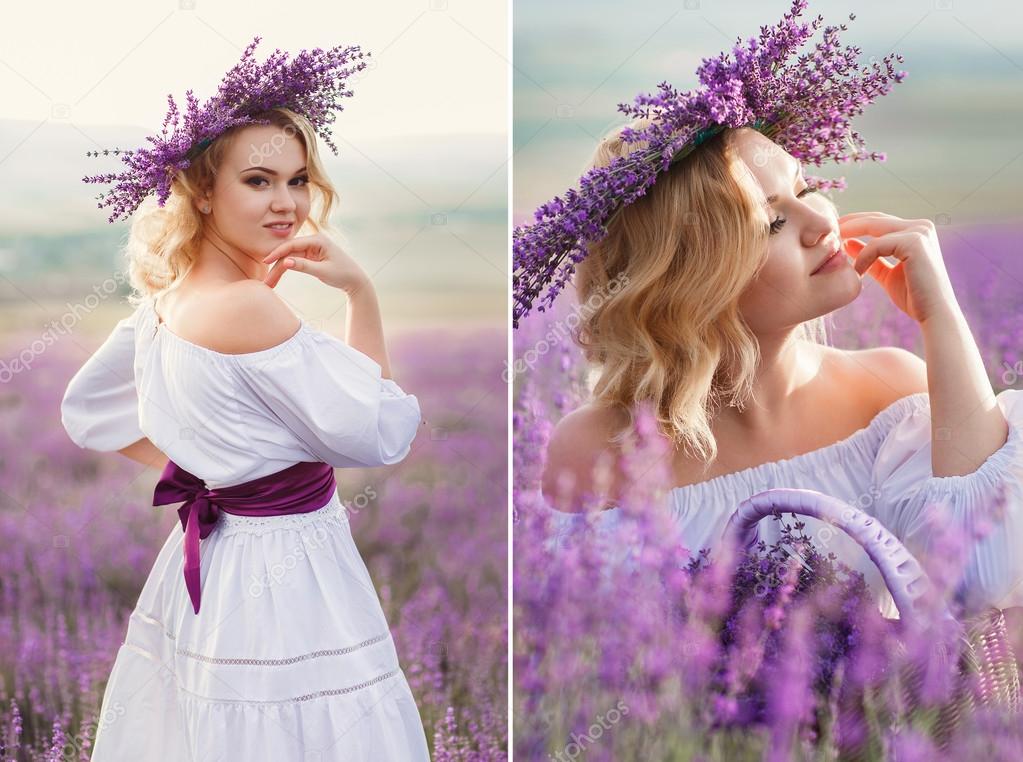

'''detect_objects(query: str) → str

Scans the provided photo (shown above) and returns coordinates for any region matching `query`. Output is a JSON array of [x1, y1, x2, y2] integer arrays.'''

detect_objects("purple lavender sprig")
[[82, 36, 369, 224], [512, 0, 907, 328]]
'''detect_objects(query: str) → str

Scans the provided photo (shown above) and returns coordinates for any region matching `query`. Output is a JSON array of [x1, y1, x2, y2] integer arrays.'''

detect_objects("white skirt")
[[91, 489, 431, 761]]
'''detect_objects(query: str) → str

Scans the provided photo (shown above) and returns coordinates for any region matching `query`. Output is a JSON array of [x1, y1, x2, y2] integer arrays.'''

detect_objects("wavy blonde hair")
[[573, 123, 832, 466], [123, 107, 339, 307]]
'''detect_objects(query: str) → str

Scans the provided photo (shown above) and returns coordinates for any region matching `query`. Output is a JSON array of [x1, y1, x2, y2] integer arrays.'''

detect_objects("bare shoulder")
[[541, 402, 631, 513], [829, 345, 928, 412], [176, 280, 301, 354]]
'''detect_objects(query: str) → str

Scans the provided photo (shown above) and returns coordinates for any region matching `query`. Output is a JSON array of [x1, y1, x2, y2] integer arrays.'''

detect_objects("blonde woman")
[[538, 122, 1023, 618], [61, 40, 430, 761]]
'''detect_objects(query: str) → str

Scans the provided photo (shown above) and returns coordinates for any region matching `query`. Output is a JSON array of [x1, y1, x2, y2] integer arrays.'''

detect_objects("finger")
[[280, 256, 330, 280], [837, 211, 899, 222], [263, 257, 292, 289], [842, 237, 882, 279], [263, 239, 295, 264], [844, 236, 867, 250], [865, 257, 896, 281], [838, 215, 919, 237], [843, 237, 866, 261], [852, 231, 914, 275], [845, 236, 897, 278], [262, 237, 321, 264]]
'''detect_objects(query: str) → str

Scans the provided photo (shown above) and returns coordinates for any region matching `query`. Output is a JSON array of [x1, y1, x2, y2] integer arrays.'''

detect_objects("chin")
[[818, 269, 863, 314]]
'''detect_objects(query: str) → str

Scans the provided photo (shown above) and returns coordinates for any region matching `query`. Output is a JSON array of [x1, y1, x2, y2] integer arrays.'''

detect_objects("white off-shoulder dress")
[[539, 390, 1023, 618], [60, 296, 431, 761]]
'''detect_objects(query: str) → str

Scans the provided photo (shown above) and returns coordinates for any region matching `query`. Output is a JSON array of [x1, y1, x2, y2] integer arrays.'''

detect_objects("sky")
[[0, 0, 506, 139]]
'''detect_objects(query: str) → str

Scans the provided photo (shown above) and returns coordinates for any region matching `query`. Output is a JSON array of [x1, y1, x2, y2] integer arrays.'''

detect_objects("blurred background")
[[0, 1, 508, 758]]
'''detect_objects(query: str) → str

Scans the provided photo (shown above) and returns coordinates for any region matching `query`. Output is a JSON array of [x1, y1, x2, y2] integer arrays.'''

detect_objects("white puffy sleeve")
[[60, 310, 145, 452], [243, 327, 422, 468], [870, 390, 1023, 615]]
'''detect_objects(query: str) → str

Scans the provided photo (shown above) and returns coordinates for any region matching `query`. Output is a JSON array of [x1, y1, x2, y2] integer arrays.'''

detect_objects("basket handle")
[[722, 488, 954, 624]]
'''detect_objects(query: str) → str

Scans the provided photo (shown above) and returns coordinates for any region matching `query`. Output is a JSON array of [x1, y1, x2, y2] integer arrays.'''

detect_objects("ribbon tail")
[[182, 500, 203, 614]]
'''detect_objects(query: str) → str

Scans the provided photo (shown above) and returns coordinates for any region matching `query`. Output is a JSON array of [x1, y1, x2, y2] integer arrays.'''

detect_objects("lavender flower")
[[512, 0, 907, 328], [3, 326, 506, 759], [82, 36, 369, 223], [513, 277, 1023, 756]]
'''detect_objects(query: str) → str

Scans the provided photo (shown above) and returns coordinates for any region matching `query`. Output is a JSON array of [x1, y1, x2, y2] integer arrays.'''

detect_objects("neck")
[[718, 327, 822, 434], [197, 225, 269, 282]]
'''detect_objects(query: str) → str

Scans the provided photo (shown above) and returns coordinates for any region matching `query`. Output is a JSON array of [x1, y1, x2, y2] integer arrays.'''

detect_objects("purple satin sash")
[[152, 460, 337, 614]]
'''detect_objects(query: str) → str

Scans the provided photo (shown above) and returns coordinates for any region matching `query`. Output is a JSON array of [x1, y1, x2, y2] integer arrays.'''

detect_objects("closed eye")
[[768, 186, 819, 234], [246, 175, 310, 187]]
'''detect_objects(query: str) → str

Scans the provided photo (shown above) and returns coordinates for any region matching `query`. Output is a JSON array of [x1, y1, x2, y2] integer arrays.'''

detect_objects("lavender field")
[[0, 320, 507, 760], [513, 222, 1023, 760]]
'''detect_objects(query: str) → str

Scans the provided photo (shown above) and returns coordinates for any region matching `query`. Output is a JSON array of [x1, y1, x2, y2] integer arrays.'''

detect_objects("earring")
[[202, 205, 210, 214]]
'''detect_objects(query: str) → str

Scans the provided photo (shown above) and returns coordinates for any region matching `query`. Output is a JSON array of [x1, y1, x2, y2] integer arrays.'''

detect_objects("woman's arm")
[[259, 234, 394, 379], [921, 305, 1008, 477], [838, 213, 1009, 478], [344, 276, 393, 379], [117, 437, 169, 469]]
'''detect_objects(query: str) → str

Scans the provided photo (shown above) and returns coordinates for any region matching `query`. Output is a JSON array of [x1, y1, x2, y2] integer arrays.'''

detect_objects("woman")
[[61, 41, 431, 760], [538, 122, 1023, 618]]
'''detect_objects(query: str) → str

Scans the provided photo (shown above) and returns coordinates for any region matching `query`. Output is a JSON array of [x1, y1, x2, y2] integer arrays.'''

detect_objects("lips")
[[811, 243, 842, 275], [264, 222, 294, 229]]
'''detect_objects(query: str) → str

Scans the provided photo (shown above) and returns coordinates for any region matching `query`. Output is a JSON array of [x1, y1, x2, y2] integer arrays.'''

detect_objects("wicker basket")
[[722, 488, 1021, 743]]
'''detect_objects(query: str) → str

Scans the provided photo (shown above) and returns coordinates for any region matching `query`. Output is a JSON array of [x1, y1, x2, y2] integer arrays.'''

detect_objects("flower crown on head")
[[512, 0, 907, 328], [82, 36, 369, 224]]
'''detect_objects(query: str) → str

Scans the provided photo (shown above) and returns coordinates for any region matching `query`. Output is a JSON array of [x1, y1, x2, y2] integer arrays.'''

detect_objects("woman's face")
[[730, 128, 861, 336], [200, 124, 311, 255]]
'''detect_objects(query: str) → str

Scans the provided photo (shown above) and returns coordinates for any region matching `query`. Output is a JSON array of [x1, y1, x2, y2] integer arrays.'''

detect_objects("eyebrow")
[[763, 161, 802, 206], [240, 166, 307, 176]]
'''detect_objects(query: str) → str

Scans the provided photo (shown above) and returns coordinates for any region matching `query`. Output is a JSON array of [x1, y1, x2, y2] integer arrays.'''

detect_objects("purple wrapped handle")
[[723, 488, 955, 624]]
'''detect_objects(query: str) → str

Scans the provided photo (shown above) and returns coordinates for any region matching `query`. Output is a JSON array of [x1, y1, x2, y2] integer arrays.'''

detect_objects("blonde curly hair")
[[573, 123, 831, 466]]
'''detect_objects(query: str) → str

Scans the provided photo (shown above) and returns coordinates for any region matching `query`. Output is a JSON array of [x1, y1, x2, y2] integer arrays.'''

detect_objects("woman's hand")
[[838, 212, 959, 324], [261, 233, 370, 294]]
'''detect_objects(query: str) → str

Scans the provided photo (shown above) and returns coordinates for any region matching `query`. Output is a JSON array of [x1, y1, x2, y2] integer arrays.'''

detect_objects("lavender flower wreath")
[[82, 36, 369, 224], [512, 0, 907, 328]]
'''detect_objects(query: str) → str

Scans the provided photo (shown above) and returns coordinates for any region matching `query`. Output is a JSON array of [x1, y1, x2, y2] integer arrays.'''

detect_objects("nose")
[[802, 203, 837, 251], [270, 182, 298, 213]]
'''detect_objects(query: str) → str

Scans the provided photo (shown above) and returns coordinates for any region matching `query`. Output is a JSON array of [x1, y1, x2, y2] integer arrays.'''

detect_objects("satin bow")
[[152, 459, 337, 614], [152, 464, 226, 614]]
